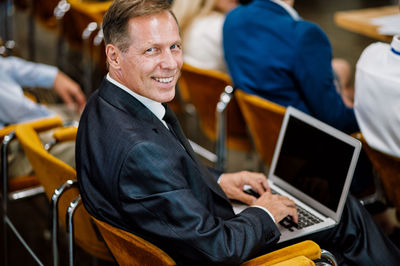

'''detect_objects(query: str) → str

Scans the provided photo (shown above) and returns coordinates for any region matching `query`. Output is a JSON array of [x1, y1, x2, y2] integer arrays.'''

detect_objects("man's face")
[[110, 11, 182, 103]]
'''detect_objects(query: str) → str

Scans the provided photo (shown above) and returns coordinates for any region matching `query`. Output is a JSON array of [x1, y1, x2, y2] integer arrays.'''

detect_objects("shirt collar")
[[106, 73, 166, 123], [270, 0, 300, 20], [391, 35, 400, 56]]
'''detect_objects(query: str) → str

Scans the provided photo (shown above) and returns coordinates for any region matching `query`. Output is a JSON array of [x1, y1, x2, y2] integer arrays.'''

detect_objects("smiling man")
[[76, 0, 400, 265]]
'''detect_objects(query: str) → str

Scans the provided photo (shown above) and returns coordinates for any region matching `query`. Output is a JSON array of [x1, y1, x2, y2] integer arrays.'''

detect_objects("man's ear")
[[106, 44, 120, 69]]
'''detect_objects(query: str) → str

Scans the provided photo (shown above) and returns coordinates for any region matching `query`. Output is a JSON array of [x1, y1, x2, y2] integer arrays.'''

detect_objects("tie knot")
[[162, 103, 177, 124]]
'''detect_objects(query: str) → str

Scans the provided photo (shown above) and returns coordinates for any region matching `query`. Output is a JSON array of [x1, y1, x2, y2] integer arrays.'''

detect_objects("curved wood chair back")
[[92, 216, 326, 266], [0, 116, 63, 191], [236, 90, 286, 167], [353, 133, 400, 221], [15, 124, 113, 261], [179, 63, 251, 152], [92, 216, 176, 266]]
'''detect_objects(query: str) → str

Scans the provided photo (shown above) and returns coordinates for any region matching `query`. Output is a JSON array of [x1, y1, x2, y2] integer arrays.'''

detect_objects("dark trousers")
[[274, 195, 400, 265]]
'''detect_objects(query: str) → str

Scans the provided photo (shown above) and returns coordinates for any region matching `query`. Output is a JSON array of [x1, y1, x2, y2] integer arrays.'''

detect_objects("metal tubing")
[[66, 195, 81, 266], [321, 249, 338, 266], [51, 180, 77, 266], [215, 85, 234, 171], [2, 131, 16, 266]]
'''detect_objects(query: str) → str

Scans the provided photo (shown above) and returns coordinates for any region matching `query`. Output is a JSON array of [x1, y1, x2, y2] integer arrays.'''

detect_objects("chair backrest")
[[92, 216, 176, 266], [15, 124, 113, 261], [235, 90, 286, 167], [92, 216, 332, 266], [354, 133, 400, 221], [1, 116, 63, 192], [179, 63, 251, 152]]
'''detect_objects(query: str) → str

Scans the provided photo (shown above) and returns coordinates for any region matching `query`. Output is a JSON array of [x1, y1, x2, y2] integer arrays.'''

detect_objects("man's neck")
[[106, 73, 167, 125]]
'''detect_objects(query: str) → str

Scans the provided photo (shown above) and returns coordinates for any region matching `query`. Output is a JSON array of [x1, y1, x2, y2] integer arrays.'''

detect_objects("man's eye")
[[171, 44, 181, 50], [146, 48, 154, 53]]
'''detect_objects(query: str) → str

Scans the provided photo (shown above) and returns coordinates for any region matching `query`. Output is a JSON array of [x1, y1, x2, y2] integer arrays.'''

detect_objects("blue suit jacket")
[[223, 0, 359, 133], [76, 79, 280, 265]]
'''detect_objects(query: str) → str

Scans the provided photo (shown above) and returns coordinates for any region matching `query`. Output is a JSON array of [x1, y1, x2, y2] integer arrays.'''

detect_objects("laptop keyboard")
[[271, 188, 323, 230]]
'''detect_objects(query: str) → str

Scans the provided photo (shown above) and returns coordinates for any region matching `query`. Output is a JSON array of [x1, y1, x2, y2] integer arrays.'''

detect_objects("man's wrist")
[[251, 205, 276, 223]]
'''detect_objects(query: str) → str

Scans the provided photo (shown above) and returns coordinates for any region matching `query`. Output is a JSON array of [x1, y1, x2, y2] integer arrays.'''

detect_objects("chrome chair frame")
[[66, 194, 82, 266], [82, 21, 99, 95], [215, 85, 234, 172], [51, 179, 78, 266], [1, 123, 73, 265], [2, 131, 45, 266]]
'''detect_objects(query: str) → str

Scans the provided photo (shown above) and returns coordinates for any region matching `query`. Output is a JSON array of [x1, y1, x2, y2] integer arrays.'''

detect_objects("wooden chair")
[[15, 123, 113, 266], [353, 132, 400, 222], [54, 0, 111, 94], [178, 63, 252, 170], [235, 90, 286, 168], [1, 116, 64, 265], [92, 216, 337, 266]]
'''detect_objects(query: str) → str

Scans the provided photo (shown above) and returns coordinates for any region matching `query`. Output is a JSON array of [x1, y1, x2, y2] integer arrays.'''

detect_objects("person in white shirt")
[[172, 0, 238, 73], [354, 35, 400, 158], [0, 55, 86, 177], [0, 56, 86, 128]]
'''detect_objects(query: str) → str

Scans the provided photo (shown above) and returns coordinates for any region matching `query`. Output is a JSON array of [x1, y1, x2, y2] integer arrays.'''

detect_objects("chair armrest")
[[241, 240, 320, 266], [272, 255, 314, 266], [0, 116, 63, 138], [52, 126, 78, 142]]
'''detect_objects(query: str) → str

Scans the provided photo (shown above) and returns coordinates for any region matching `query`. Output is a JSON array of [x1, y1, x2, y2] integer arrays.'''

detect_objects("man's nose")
[[160, 50, 178, 69]]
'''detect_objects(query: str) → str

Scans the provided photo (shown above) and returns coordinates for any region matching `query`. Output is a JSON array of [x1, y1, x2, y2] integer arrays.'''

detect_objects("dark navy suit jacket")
[[223, 0, 359, 134], [76, 79, 280, 265]]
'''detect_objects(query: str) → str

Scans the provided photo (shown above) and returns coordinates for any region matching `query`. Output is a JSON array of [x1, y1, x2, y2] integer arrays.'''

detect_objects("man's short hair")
[[102, 0, 173, 53]]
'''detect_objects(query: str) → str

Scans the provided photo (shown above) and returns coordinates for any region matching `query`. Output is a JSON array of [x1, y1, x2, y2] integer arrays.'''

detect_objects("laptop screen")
[[272, 109, 357, 213]]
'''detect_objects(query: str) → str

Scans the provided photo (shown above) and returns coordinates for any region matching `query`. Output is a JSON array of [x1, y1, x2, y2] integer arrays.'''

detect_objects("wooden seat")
[[179, 63, 251, 152], [235, 89, 286, 168], [353, 132, 400, 221], [15, 123, 113, 265], [92, 216, 332, 266]]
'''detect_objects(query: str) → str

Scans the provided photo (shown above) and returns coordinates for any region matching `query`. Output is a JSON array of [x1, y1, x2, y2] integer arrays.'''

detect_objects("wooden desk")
[[334, 5, 398, 42]]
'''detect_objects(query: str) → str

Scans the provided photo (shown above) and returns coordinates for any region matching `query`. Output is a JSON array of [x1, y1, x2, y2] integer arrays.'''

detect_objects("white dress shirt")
[[183, 11, 228, 73], [0, 56, 58, 128], [354, 36, 400, 157], [106, 74, 168, 129]]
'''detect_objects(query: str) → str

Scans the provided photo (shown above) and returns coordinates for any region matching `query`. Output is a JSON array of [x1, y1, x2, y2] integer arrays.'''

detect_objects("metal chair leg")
[[2, 131, 16, 266], [51, 180, 77, 266], [2, 131, 45, 265], [66, 195, 82, 266], [82, 22, 98, 96], [216, 85, 234, 171]]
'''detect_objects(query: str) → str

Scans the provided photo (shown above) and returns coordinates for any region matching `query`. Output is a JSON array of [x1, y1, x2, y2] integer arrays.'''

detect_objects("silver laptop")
[[233, 106, 361, 243]]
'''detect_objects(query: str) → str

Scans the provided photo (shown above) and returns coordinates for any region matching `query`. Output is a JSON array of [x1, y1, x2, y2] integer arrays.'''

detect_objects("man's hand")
[[253, 192, 298, 224], [53, 71, 86, 113], [219, 171, 269, 205]]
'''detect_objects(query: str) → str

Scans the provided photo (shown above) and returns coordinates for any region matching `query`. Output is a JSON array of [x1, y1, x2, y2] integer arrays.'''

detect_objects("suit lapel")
[[163, 104, 230, 202], [98, 79, 230, 205]]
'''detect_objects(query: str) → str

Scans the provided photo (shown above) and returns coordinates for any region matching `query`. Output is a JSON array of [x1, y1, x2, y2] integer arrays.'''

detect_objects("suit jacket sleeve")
[[293, 22, 359, 133], [116, 141, 280, 264]]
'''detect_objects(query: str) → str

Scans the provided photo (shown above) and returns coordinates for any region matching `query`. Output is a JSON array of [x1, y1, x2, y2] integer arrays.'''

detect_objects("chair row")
[[1, 118, 339, 265], [178, 62, 286, 172], [178, 62, 400, 230], [1, 117, 113, 266], [3, 0, 110, 96]]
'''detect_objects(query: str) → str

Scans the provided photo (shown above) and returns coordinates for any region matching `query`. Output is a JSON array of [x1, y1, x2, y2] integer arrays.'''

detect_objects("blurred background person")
[[0, 55, 86, 178], [354, 24, 400, 158], [172, 0, 239, 72]]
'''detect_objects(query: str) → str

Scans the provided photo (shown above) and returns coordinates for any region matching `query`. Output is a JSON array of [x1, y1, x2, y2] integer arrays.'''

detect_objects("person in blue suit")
[[223, 0, 357, 134], [76, 0, 400, 265], [222, 0, 378, 196]]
